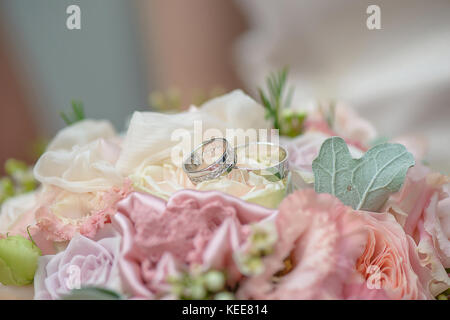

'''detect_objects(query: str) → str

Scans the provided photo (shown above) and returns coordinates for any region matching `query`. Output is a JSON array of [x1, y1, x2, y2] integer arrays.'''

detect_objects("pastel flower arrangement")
[[0, 70, 448, 300]]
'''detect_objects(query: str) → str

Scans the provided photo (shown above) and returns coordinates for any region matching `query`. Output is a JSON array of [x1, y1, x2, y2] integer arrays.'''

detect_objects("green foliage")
[[312, 137, 415, 211], [0, 159, 38, 205], [60, 100, 85, 125], [63, 287, 123, 300], [436, 288, 450, 300], [258, 67, 293, 131], [258, 67, 306, 137]]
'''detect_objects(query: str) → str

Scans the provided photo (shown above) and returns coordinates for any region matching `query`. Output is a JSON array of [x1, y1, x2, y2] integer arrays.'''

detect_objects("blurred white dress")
[[234, 0, 450, 173]]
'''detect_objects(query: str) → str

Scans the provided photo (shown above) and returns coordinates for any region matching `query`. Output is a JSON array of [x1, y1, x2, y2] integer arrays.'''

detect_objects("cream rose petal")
[[116, 90, 269, 176], [34, 139, 123, 193], [46, 119, 116, 151], [0, 192, 37, 234], [131, 163, 285, 209]]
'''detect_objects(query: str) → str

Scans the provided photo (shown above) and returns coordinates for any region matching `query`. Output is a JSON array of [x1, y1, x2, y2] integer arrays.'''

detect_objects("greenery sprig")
[[0, 159, 38, 205], [60, 100, 85, 125], [258, 67, 306, 137], [258, 67, 293, 131]]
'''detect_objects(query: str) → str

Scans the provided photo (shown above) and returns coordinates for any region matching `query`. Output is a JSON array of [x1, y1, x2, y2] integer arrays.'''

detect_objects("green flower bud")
[[187, 283, 206, 300], [214, 292, 235, 300], [249, 222, 277, 255], [0, 235, 42, 286], [5, 159, 28, 176], [204, 271, 225, 292]]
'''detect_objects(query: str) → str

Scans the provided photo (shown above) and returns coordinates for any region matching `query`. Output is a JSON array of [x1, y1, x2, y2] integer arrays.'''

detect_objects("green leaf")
[[60, 100, 85, 126], [257, 67, 293, 131], [312, 137, 415, 211], [63, 287, 123, 300]]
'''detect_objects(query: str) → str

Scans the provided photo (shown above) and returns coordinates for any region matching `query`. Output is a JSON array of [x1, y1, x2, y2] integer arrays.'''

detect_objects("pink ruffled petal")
[[35, 180, 132, 242], [113, 190, 275, 299], [238, 190, 368, 300]]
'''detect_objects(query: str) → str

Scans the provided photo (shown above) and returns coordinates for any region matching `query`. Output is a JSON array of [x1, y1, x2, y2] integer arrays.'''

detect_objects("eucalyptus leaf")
[[312, 137, 415, 211]]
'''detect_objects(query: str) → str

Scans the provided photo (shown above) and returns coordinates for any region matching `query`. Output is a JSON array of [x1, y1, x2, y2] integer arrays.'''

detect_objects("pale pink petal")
[[355, 211, 434, 300], [34, 224, 122, 300], [237, 190, 368, 300], [36, 180, 132, 242], [384, 164, 450, 295]]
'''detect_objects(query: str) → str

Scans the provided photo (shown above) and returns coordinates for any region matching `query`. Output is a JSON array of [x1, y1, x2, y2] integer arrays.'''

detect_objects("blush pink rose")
[[391, 135, 428, 163], [383, 164, 450, 296], [112, 190, 275, 299], [34, 225, 122, 300], [355, 211, 433, 300], [237, 190, 433, 300], [237, 190, 369, 300], [303, 104, 376, 150]]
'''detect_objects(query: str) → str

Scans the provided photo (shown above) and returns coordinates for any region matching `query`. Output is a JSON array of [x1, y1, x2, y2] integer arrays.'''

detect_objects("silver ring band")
[[234, 142, 289, 182], [182, 137, 236, 184], [183, 139, 289, 184]]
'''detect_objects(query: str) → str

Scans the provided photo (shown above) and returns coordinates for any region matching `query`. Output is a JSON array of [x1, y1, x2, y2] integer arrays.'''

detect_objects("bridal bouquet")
[[0, 70, 448, 300]]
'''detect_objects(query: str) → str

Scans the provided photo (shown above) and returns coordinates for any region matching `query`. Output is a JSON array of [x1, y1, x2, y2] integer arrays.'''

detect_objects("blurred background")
[[0, 0, 449, 173]]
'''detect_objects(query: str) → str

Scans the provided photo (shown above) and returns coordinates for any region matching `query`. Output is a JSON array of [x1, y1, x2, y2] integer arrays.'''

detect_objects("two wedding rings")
[[182, 137, 289, 184]]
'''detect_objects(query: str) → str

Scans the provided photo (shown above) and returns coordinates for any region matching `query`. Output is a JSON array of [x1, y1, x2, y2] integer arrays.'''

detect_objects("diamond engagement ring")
[[183, 138, 288, 184]]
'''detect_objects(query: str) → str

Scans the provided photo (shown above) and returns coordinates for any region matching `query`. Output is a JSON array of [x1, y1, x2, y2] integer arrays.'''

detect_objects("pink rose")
[[383, 164, 450, 295], [237, 190, 369, 299], [355, 211, 433, 300], [391, 135, 428, 163], [303, 104, 377, 150], [34, 225, 122, 300], [112, 190, 275, 299], [237, 190, 433, 300]]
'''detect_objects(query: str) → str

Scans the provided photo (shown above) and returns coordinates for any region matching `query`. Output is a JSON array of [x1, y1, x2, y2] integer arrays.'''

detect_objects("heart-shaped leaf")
[[312, 137, 415, 211]]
